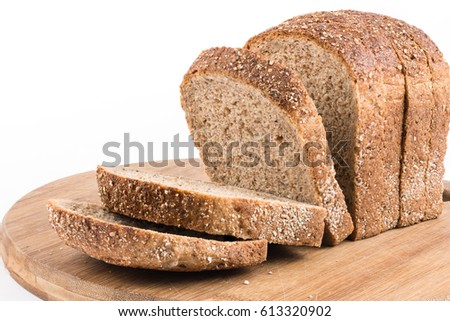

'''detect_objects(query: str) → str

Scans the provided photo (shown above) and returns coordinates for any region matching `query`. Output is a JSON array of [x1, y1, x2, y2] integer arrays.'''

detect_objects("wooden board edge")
[[1, 223, 58, 300]]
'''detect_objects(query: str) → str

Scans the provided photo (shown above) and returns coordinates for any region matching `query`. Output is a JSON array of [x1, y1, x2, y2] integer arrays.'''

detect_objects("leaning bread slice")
[[48, 199, 267, 271], [97, 165, 327, 247], [180, 47, 353, 245]]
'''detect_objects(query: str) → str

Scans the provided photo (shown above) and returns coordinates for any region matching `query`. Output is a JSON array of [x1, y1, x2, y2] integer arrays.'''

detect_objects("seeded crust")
[[340, 11, 448, 226], [180, 47, 353, 246], [97, 166, 327, 247], [355, 13, 434, 227], [48, 199, 267, 271], [389, 17, 450, 225], [335, 11, 436, 230], [245, 11, 404, 239]]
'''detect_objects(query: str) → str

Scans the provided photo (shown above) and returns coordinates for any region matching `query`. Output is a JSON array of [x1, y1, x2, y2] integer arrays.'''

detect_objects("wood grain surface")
[[1, 161, 450, 301]]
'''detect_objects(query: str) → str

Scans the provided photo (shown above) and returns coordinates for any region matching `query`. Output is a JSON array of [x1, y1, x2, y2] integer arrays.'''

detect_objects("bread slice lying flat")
[[48, 199, 267, 271], [97, 165, 327, 247], [180, 47, 353, 245]]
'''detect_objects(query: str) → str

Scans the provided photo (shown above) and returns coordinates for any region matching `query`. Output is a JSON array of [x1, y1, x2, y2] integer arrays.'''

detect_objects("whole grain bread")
[[245, 10, 449, 235], [245, 12, 404, 240], [48, 199, 267, 271], [245, 11, 432, 239], [340, 11, 439, 228], [245, 12, 404, 239], [384, 15, 450, 226], [179, 47, 353, 246], [332, 10, 406, 239], [97, 165, 327, 247]]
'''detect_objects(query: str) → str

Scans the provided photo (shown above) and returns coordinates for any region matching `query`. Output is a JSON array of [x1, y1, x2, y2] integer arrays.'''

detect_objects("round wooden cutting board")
[[1, 162, 450, 301]]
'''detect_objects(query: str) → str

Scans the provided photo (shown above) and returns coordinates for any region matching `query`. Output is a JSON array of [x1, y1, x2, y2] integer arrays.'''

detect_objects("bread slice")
[[97, 165, 327, 247], [179, 47, 353, 245], [48, 199, 267, 271], [245, 11, 405, 239]]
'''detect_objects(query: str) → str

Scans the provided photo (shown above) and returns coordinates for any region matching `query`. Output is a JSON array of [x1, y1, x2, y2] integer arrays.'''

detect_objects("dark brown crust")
[[97, 166, 327, 247], [245, 11, 404, 240], [47, 199, 267, 272], [180, 47, 353, 246]]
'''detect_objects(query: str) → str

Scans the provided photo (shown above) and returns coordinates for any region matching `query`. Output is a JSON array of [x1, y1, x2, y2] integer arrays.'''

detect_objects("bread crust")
[[48, 199, 267, 271], [334, 11, 449, 226], [180, 47, 353, 245], [97, 165, 327, 247], [390, 17, 450, 225]]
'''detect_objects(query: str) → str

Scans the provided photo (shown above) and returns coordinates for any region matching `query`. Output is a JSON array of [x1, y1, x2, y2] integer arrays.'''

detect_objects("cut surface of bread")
[[180, 47, 353, 245], [97, 165, 327, 247], [48, 199, 267, 271]]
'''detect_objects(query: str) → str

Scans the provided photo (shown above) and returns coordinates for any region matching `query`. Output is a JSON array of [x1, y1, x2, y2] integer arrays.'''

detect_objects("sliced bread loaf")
[[48, 199, 267, 271], [97, 165, 327, 247], [244, 11, 405, 239], [179, 47, 353, 245], [246, 10, 449, 234]]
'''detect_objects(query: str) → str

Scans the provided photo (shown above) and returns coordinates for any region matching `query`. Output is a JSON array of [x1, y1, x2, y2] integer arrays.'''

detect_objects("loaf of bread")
[[180, 47, 354, 245], [245, 10, 449, 238], [48, 11, 449, 275], [48, 199, 267, 271], [97, 165, 327, 247]]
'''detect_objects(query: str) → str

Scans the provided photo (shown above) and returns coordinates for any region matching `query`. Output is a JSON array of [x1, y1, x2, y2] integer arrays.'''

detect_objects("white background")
[[1, 0, 449, 300]]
